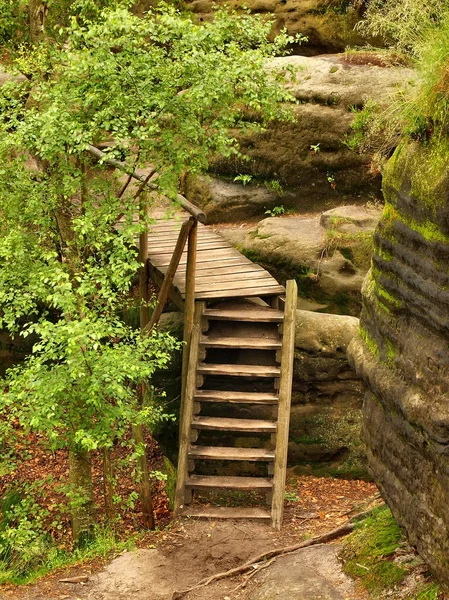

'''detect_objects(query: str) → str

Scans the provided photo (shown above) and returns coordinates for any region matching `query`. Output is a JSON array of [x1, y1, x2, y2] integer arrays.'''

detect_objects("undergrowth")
[[341, 506, 445, 599], [348, 0, 449, 170], [0, 516, 136, 585], [341, 505, 406, 593]]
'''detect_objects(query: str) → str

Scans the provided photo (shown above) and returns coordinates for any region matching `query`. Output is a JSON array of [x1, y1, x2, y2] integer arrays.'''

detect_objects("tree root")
[[172, 506, 382, 599]]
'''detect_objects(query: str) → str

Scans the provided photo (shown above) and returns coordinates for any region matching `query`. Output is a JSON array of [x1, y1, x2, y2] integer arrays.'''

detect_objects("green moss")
[[341, 506, 407, 594], [375, 244, 393, 262], [385, 338, 396, 365], [384, 193, 449, 242], [415, 583, 443, 599], [385, 139, 449, 214], [360, 325, 380, 359], [293, 435, 326, 445], [376, 283, 402, 309], [324, 228, 374, 270]]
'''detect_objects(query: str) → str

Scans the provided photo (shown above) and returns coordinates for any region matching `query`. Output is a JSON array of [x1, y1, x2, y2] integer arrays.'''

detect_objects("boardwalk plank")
[[147, 215, 284, 300]]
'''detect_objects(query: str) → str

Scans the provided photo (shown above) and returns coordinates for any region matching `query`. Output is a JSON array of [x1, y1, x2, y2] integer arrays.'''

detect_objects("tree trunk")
[[68, 449, 96, 546], [102, 447, 115, 522], [131, 193, 155, 529], [132, 424, 155, 529], [28, 0, 48, 43]]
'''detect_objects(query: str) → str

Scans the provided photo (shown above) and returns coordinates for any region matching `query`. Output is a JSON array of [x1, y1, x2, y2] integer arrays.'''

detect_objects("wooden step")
[[189, 446, 275, 461], [191, 416, 276, 433], [200, 336, 282, 350], [197, 363, 280, 377], [204, 307, 284, 323], [185, 475, 273, 491], [181, 506, 271, 520], [194, 390, 279, 405]]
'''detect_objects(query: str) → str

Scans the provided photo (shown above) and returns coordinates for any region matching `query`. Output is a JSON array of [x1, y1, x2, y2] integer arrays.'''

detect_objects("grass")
[[341, 505, 407, 594], [415, 583, 443, 599], [0, 526, 137, 585], [349, 1, 449, 173]]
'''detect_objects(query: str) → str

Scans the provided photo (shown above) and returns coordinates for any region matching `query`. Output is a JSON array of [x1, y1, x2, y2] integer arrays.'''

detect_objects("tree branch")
[[86, 145, 206, 223]]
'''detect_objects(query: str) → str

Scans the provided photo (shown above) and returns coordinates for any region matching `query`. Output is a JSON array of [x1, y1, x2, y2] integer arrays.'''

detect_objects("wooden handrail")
[[86, 144, 207, 223], [271, 279, 297, 529], [180, 219, 198, 422], [174, 302, 205, 515], [144, 218, 195, 333]]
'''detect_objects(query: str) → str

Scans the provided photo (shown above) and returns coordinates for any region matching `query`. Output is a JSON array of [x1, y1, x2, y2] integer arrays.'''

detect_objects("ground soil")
[[1, 474, 377, 600]]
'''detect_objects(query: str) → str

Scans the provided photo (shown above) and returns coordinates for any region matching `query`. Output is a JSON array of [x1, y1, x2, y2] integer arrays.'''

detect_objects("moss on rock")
[[349, 137, 449, 584]]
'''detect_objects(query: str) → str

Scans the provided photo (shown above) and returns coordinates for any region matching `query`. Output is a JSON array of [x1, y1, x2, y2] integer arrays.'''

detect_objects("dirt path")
[[3, 476, 375, 600], [4, 520, 366, 600]]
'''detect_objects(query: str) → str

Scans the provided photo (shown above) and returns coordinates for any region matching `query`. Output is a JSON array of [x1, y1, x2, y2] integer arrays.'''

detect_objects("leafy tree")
[[0, 2, 299, 542]]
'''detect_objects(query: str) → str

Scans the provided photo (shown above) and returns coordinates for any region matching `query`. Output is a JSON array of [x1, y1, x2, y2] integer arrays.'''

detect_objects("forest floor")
[[1, 432, 446, 600], [2, 474, 376, 600]]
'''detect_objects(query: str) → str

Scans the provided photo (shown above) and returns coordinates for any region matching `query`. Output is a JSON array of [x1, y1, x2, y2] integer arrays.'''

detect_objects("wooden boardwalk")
[[147, 215, 285, 307]]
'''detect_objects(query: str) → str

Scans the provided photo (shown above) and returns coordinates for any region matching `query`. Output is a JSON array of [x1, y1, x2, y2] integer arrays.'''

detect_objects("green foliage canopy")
[[0, 3, 298, 455]]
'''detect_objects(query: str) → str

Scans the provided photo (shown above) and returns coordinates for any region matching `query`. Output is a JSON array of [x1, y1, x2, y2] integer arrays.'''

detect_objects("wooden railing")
[[86, 145, 206, 223], [144, 215, 200, 414], [86, 144, 204, 417]]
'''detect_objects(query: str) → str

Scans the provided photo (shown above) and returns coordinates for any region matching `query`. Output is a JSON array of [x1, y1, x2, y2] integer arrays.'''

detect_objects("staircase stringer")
[[271, 280, 298, 529], [174, 301, 205, 515]]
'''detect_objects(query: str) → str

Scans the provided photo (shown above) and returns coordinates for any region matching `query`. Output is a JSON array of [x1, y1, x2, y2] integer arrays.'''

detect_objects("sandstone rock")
[[186, 176, 280, 223], [0, 68, 25, 87], [218, 207, 380, 315], [295, 309, 359, 352], [204, 101, 380, 213], [249, 545, 358, 600], [348, 139, 449, 584], [187, 56, 414, 221], [320, 203, 383, 232], [290, 310, 366, 478], [245, 216, 325, 270], [185, 0, 372, 56], [270, 54, 415, 109], [158, 311, 184, 337]]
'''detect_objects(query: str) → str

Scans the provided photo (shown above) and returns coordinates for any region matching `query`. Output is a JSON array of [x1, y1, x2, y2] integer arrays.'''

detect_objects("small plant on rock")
[[234, 174, 253, 185], [265, 205, 286, 217]]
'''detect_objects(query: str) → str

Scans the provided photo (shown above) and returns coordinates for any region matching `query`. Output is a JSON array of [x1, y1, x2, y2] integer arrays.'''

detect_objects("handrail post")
[[144, 218, 194, 334], [174, 302, 204, 515], [180, 219, 198, 420], [139, 196, 150, 330], [271, 279, 297, 529]]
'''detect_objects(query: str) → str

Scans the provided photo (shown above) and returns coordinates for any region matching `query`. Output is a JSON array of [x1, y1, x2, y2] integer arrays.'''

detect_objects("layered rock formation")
[[184, 0, 371, 55], [349, 140, 449, 583], [290, 310, 366, 478], [219, 204, 382, 315], [186, 54, 415, 221]]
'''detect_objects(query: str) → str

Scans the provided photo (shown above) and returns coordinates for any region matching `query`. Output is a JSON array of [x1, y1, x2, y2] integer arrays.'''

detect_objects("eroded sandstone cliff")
[[349, 139, 449, 583]]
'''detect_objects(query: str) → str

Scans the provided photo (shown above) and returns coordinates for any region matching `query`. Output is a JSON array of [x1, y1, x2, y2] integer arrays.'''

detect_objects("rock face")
[[219, 204, 382, 315], [0, 332, 34, 377], [186, 55, 415, 222], [185, 0, 371, 56], [290, 310, 366, 478], [249, 544, 358, 600], [348, 140, 449, 584]]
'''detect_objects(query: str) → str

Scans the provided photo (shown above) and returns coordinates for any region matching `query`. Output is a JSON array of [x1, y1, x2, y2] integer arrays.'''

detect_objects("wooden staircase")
[[174, 281, 297, 528]]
